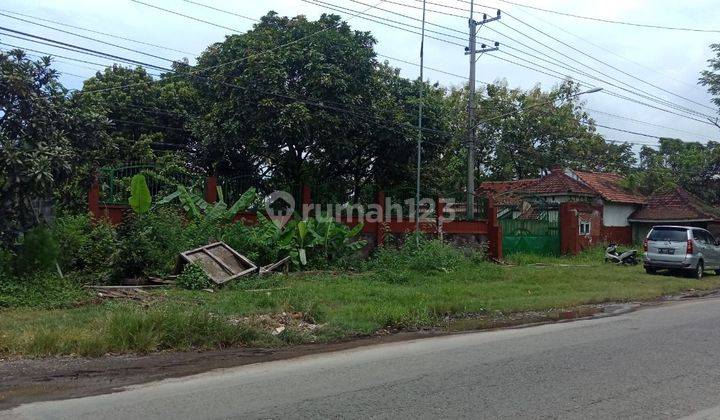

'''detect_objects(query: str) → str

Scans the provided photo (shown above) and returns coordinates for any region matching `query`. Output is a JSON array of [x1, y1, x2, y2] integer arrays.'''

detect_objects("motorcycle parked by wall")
[[604, 243, 639, 265]]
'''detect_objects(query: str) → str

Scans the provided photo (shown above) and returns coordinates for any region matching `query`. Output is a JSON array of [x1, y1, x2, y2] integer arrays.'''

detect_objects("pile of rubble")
[[228, 311, 324, 337]]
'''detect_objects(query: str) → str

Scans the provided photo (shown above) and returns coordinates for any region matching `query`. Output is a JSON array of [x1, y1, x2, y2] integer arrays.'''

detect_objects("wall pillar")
[[205, 176, 218, 203], [486, 195, 503, 260], [376, 190, 386, 247], [436, 197, 446, 242]]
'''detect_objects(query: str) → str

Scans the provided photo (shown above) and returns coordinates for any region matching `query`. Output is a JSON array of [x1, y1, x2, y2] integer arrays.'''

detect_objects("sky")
[[3, 0, 720, 151]]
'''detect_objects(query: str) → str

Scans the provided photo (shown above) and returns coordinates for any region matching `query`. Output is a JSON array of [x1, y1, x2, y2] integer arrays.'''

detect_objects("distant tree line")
[[2, 12, 720, 244]]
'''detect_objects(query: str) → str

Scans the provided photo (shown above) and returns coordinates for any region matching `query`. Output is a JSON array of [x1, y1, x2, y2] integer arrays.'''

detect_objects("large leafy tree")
[[0, 50, 86, 243], [700, 43, 720, 129], [627, 138, 720, 204], [432, 80, 635, 185], [190, 12, 452, 201]]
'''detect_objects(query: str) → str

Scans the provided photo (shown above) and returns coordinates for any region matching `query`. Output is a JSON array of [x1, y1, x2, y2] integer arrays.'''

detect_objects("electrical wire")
[[0, 26, 173, 72], [0, 8, 196, 56], [494, 0, 720, 33], [398, 0, 715, 116], [0, 12, 179, 64]]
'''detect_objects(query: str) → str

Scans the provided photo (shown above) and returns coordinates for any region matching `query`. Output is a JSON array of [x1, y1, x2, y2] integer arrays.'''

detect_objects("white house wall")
[[603, 202, 637, 227]]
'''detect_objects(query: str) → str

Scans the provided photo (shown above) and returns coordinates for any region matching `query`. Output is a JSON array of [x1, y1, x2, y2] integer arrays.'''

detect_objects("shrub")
[[115, 208, 199, 278], [0, 272, 90, 308], [53, 214, 119, 278], [176, 263, 213, 290], [14, 226, 59, 274], [368, 236, 474, 274]]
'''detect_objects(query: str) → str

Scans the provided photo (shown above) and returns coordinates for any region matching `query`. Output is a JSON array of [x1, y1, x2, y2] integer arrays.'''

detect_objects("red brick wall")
[[602, 226, 633, 245], [559, 202, 603, 255]]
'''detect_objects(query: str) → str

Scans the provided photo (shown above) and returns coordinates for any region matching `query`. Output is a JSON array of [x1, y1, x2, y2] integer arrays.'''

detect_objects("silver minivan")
[[644, 226, 720, 279]]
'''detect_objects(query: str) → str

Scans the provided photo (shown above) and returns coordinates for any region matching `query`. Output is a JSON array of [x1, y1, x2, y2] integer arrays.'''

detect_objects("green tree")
[[190, 12, 452, 201], [0, 50, 75, 244], [627, 138, 720, 203], [700, 43, 720, 129]]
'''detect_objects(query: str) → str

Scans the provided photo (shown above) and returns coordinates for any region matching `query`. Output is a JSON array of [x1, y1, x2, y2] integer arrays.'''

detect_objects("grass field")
[[2, 249, 719, 357]]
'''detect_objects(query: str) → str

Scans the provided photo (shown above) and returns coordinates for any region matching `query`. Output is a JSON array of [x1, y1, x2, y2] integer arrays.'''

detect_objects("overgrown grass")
[[504, 245, 622, 266], [0, 272, 92, 309], [2, 249, 719, 358]]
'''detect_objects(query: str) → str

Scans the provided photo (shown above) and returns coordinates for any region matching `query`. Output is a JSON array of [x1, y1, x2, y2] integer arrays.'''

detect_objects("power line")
[[302, 0, 466, 46], [403, 0, 715, 116], [502, 4, 708, 95], [586, 108, 716, 141], [178, 0, 259, 23], [128, 0, 245, 33], [492, 48, 715, 125], [0, 12, 179, 65], [498, 11, 715, 112], [0, 26, 173, 72], [0, 8, 196, 55], [494, 0, 720, 33], [374, 0, 715, 120]]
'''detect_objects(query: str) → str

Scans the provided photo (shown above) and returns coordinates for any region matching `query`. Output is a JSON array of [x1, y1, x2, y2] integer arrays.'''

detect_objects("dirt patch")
[[2, 290, 720, 410]]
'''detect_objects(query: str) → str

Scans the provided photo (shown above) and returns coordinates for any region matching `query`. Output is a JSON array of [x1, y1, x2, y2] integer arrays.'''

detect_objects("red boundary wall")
[[89, 177, 502, 259], [559, 202, 603, 255]]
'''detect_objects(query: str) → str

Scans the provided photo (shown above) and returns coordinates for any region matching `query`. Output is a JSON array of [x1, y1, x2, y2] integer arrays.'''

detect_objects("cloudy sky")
[[3, 0, 720, 150]]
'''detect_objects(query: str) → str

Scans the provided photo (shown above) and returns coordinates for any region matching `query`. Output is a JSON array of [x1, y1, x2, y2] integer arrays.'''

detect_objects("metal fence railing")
[[98, 163, 204, 205]]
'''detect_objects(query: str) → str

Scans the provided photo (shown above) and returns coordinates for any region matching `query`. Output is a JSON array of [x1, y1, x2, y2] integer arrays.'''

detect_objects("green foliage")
[[0, 51, 77, 244], [115, 209, 194, 278], [129, 174, 152, 214], [14, 226, 59, 274], [368, 236, 477, 274], [158, 185, 257, 224], [0, 272, 90, 309], [625, 138, 720, 204], [177, 263, 214, 290], [52, 214, 119, 278]]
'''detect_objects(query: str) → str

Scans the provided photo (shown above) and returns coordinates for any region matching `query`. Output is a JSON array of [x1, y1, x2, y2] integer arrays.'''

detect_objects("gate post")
[[205, 175, 218, 203], [89, 175, 101, 220], [486, 195, 502, 260], [375, 190, 386, 248]]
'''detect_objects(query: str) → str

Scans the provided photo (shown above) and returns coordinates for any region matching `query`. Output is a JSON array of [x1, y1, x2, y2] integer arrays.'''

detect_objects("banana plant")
[[128, 174, 152, 214], [157, 185, 257, 223]]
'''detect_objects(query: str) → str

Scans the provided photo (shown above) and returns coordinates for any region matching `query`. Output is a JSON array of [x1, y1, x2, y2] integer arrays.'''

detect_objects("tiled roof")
[[523, 169, 595, 196], [478, 179, 539, 207], [629, 187, 720, 221], [574, 171, 646, 204]]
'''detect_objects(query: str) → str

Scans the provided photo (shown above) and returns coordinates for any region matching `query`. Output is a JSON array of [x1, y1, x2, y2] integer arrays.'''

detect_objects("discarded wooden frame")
[[179, 242, 257, 285]]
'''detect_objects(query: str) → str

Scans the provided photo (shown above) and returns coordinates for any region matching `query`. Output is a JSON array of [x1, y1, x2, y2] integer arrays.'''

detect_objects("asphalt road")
[[5, 298, 720, 420]]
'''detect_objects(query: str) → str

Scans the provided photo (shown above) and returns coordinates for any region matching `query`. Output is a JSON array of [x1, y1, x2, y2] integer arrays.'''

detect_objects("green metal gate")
[[500, 218, 560, 256]]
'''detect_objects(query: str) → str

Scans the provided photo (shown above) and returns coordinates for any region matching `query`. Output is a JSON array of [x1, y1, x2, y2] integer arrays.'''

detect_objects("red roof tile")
[[523, 169, 595, 196], [478, 179, 539, 207], [574, 171, 646, 204], [629, 187, 720, 221]]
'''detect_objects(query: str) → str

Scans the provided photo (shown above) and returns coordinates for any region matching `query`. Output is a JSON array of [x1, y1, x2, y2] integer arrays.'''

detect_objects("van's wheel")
[[694, 261, 704, 279], [645, 267, 657, 275], [715, 269, 720, 276]]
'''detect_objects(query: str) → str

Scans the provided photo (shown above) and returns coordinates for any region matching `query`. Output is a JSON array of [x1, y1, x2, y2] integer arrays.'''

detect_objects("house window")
[[579, 220, 591, 236]]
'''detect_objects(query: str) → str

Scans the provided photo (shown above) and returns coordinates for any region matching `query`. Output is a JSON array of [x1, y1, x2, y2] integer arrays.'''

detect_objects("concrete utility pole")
[[415, 0, 427, 242], [465, 2, 500, 220]]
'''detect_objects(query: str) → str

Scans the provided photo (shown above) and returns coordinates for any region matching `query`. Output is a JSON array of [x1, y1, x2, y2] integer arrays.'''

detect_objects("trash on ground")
[[228, 312, 324, 337]]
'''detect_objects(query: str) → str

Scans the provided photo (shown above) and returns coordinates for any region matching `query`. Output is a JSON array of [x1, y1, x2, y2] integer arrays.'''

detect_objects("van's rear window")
[[648, 227, 688, 242]]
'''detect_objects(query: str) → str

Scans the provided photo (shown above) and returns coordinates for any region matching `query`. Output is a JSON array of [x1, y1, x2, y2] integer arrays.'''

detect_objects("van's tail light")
[[687, 240, 694, 255], [643, 239, 648, 252]]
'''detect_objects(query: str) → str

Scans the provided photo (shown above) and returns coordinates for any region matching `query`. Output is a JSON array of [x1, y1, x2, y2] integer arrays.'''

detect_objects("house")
[[480, 167, 645, 245], [628, 186, 720, 241]]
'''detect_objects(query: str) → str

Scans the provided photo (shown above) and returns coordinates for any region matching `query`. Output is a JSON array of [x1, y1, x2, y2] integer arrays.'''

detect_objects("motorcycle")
[[604, 243, 639, 265]]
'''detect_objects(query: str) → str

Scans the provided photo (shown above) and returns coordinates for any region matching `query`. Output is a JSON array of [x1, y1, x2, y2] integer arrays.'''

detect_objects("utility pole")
[[465, 2, 500, 220], [415, 0, 427, 243]]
